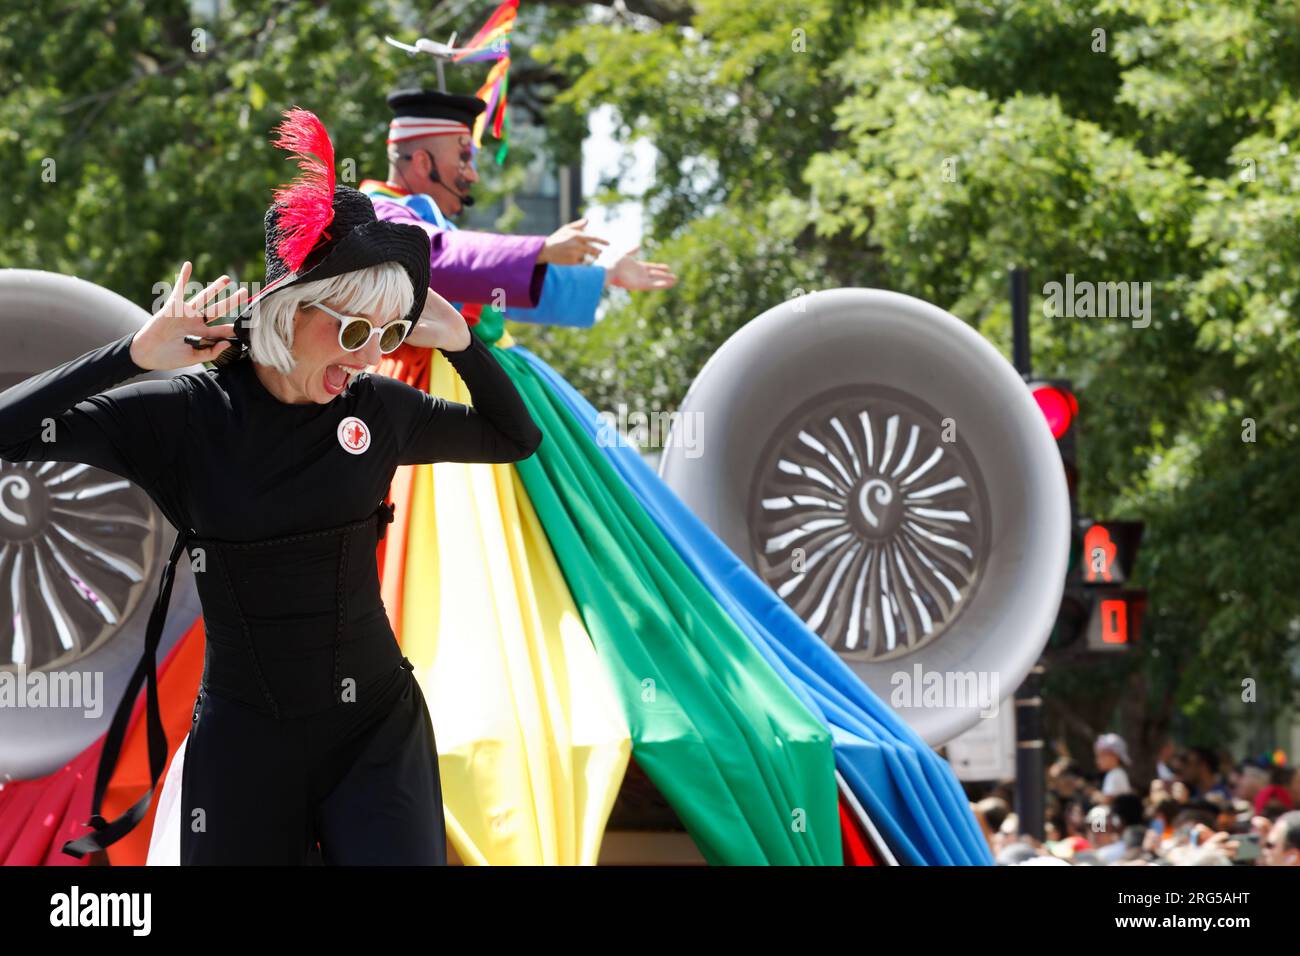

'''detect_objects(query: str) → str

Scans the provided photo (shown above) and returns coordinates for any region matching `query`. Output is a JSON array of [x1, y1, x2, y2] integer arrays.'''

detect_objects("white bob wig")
[[246, 260, 415, 374]]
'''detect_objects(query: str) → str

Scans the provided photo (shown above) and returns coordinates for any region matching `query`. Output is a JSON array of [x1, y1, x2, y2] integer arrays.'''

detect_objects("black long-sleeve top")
[[0, 331, 544, 541]]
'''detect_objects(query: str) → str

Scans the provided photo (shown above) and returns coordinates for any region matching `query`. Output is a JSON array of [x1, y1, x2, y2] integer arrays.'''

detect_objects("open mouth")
[[323, 363, 364, 396]]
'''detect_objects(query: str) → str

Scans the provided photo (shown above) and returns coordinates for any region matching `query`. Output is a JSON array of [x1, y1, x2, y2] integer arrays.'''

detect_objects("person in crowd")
[[1254, 781, 1295, 821], [1154, 739, 1180, 782], [1063, 799, 1089, 839], [1149, 797, 1181, 843], [1093, 733, 1134, 803], [973, 796, 1010, 854], [1094, 794, 1145, 865], [1262, 810, 1300, 867], [1180, 745, 1231, 802], [1049, 758, 1088, 803], [1232, 761, 1269, 806]]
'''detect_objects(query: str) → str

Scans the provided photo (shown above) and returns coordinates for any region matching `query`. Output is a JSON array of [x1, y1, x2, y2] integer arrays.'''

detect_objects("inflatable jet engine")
[[0, 270, 204, 781], [659, 289, 1070, 745]]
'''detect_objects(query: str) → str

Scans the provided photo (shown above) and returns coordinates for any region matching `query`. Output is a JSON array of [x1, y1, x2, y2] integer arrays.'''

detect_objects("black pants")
[[180, 658, 447, 865]]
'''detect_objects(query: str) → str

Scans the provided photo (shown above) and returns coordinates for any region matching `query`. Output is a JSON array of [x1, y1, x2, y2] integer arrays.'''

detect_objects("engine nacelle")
[[659, 289, 1069, 745], [0, 270, 203, 780]]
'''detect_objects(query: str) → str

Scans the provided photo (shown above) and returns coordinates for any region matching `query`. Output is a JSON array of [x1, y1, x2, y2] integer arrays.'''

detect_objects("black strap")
[[62, 527, 189, 859]]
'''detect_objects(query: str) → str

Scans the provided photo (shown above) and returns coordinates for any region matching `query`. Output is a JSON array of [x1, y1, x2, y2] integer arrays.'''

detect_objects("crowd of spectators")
[[971, 735, 1300, 866]]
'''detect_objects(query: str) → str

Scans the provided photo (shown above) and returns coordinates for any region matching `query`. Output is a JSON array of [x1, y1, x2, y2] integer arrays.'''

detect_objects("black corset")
[[62, 499, 398, 859], [188, 501, 402, 718]]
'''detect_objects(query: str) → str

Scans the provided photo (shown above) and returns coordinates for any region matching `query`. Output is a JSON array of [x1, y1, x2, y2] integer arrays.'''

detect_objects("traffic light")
[[1029, 381, 1079, 441], [1028, 380, 1078, 513], [1030, 380, 1086, 649], [1079, 520, 1146, 651], [1031, 382, 1148, 653]]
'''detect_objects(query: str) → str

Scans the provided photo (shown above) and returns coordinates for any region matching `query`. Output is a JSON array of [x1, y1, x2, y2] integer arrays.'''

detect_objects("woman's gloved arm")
[[373, 287, 542, 465], [373, 333, 543, 466], [0, 330, 187, 489]]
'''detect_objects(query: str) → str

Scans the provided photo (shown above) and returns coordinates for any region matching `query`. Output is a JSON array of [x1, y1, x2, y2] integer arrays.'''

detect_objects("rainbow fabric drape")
[[505, 339, 991, 864], [369, 315, 990, 865]]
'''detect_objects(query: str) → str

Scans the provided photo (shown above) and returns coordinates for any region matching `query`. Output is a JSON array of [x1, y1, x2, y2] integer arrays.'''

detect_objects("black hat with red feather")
[[227, 108, 430, 360]]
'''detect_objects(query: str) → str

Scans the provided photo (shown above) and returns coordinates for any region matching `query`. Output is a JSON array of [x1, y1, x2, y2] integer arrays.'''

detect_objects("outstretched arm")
[[499, 264, 605, 329], [373, 289, 543, 465], [415, 250, 677, 333], [370, 198, 546, 308]]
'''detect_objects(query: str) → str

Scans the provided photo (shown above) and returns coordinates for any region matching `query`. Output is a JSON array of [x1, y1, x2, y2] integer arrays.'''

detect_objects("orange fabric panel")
[[374, 342, 432, 637], [102, 617, 206, 866]]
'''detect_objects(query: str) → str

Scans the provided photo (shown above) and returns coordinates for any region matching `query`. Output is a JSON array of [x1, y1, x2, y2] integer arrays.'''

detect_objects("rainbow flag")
[[454, 0, 517, 163]]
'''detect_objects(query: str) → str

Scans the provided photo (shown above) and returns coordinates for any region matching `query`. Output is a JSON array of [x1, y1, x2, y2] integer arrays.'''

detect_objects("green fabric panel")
[[494, 345, 842, 865], [471, 305, 507, 345]]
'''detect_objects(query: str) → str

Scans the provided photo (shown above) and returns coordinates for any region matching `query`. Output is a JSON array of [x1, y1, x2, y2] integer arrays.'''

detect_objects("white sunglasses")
[[309, 300, 412, 354]]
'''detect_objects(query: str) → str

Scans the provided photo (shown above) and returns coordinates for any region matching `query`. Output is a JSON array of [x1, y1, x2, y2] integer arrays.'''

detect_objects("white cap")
[[1095, 732, 1131, 766]]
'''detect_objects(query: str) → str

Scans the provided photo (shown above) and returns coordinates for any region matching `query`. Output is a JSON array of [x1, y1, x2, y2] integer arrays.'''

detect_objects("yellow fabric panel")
[[395, 346, 630, 865]]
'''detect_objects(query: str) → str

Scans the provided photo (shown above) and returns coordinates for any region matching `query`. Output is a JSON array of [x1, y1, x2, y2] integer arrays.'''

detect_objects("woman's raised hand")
[[405, 287, 471, 352], [129, 261, 248, 371]]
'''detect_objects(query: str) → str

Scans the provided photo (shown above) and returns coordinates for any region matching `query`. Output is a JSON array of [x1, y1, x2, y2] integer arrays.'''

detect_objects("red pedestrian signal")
[[1085, 589, 1147, 651], [1084, 524, 1118, 583], [1100, 599, 1128, 643], [1081, 520, 1144, 585]]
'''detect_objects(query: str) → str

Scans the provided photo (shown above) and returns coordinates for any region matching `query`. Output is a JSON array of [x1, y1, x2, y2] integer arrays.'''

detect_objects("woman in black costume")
[[0, 109, 542, 864]]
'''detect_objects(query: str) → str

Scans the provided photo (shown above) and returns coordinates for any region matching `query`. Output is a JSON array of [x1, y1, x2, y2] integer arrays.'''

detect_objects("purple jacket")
[[369, 195, 547, 308]]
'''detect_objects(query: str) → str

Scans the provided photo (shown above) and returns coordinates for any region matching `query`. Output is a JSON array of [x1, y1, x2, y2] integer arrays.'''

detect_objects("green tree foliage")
[[533, 0, 1300, 756], [0, 0, 554, 302]]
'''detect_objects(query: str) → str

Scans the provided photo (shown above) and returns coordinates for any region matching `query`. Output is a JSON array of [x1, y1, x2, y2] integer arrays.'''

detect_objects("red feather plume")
[[269, 108, 337, 272]]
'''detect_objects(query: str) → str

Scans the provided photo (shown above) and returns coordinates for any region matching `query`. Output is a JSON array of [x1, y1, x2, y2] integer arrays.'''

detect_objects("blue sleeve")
[[502, 264, 604, 329]]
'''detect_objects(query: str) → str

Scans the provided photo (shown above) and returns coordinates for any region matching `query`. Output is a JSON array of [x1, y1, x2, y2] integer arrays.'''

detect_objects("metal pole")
[[1011, 266, 1031, 378], [1015, 663, 1046, 841], [1010, 265, 1045, 840]]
